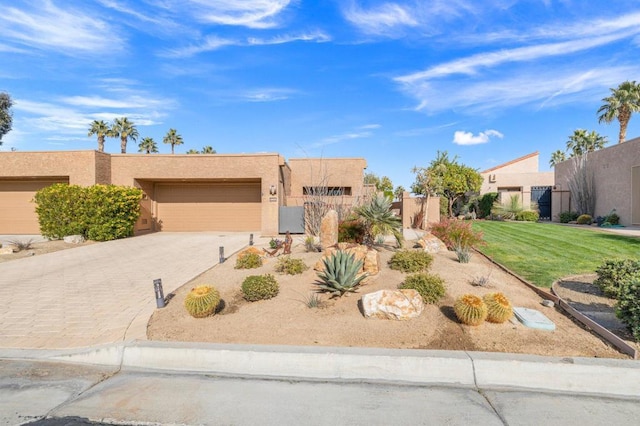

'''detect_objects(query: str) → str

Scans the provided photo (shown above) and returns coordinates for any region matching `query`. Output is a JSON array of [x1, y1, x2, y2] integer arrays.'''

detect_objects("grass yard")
[[472, 221, 640, 287]]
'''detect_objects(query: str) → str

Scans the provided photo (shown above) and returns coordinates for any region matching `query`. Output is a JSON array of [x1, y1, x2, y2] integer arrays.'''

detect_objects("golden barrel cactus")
[[184, 285, 221, 318], [483, 292, 513, 323], [454, 294, 487, 326]]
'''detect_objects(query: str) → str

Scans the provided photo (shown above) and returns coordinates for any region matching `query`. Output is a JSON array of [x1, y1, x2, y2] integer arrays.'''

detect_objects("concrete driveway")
[[0, 232, 251, 349]]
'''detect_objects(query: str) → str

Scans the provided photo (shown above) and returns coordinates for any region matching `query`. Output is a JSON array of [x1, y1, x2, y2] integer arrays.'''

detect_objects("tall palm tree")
[[185, 149, 200, 154], [110, 117, 138, 153], [87, 120, 110, 152], [163, 128, 183, 154], [138, 137, 158, 154], [354, 193, 403, 247], [565, 129, 608, 156], [549, 150, 567, 167], [597, 80, 640, 144], [201, 145, 216, 154]]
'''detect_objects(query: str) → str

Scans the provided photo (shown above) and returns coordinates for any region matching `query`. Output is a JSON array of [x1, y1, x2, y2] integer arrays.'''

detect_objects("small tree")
[[201, 145, 216, 154], [110, 117, 138, 154], [598, 80, 640, 144], [354, 193, 403, 247], [393, 185, 405, 201], [88, 120, 111, 152], [163, 128, 183, 154], [0, 92, 13, 144], [138, 137, 158, 154]]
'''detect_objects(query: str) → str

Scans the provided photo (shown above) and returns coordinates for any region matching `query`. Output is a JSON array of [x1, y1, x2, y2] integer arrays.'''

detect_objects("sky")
[[1, 0, 640, 191]]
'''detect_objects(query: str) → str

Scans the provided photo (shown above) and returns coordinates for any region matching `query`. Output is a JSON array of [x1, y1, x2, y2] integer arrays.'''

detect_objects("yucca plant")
[[316, 250, 368, 297]]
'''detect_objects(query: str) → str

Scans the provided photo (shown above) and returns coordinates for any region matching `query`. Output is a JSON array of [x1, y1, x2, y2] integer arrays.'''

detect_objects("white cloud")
[[453, 129, 503, 146], [164, 35, 236, 57], [241, 88, 296, 102], [343, 2, 418, 36], [247, 31, 331, 45], [0, 1, 124, 54], [179, 0, 292, 29]]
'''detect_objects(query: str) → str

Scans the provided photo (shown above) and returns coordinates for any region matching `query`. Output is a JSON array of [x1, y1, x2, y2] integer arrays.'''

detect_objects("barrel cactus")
[[483, 292, 513, 323], [454, 294, 487, 326], [184, 285, 221, 318], [316, 250, 368, 297]]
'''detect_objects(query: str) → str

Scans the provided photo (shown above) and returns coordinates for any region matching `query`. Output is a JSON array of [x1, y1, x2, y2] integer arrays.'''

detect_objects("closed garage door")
[[155, 182, 261, 231], [0, 179, 68, 234]]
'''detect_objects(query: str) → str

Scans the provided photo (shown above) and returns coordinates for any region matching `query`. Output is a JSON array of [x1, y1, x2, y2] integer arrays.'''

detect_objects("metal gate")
[[279, 206, 305, 234], [531, 186, 552, 220]]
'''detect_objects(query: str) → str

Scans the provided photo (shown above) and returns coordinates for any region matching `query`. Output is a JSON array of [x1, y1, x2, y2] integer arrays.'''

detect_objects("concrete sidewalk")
[[0, 233, 251, 349], [2, 342, 640, 425]]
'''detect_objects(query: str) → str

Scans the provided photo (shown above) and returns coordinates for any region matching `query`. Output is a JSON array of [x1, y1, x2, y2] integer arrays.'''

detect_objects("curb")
[[2, 341, 639, 398]]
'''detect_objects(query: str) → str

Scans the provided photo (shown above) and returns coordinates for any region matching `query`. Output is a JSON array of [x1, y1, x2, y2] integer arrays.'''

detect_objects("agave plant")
[[316, 250, 368, 297]]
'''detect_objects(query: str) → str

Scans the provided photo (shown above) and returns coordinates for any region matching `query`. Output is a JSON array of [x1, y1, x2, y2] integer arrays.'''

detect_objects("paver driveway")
[[0, 232, 251, 349]]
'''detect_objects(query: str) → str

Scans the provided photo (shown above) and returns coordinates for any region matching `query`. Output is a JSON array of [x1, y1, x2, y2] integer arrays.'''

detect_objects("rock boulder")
[[320, 210, 339, 249], [361, 289, 424, 320]]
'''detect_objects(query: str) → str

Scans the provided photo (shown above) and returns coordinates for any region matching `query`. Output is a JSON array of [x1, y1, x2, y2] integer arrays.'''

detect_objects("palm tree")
[[87, 120, 110, 152], [163, 128, 183, 154], [597, 80, 640, 144], [185, 149, 200, 154], [201, 145, 216, 154], [110, 117, 138, 154], [549, 150, 567, 167], [138, 137, 158, 154], [566, 129, 608, 156], [354, 193, 403, 247]]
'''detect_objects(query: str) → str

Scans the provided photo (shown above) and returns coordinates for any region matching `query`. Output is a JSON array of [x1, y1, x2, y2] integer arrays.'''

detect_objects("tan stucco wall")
[[553, 137, 640, 225], [0, 151, 106, 186], [480, 153, 554, 210], [398, 192, 440, 229], [110, 153, 285, 235]]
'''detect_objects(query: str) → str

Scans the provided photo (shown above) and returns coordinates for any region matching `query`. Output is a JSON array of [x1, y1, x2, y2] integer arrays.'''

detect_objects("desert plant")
[[304, 235, 321, 252], [576, 214, 593, 225], [388, 250, 433, 273], [615, 276, 640, 340], [274, 256, 308, 275], [338, 219, 366, 243], [430, 217, 484, 251], [558, 211, 580, 223], [454, 244, 471, 263], [316, 250, 368, 296], [608, 212, 620, 225], [515, 210, 539, 222], [491, 194, 523, 220], [7, 238, 34, 252], [242, 274, 279, 301], [470, 274, 491, 287], [235, 252, 263, 269], [269, 238, 282, 249], [184, 285, 221, 318], [303, 292, 323, 308], [483, 292, 513, 323], [594, 259, 640, 298], [453, 294, 487, 326], [399, 273, 446, 304], [354, 194, 403, 247]]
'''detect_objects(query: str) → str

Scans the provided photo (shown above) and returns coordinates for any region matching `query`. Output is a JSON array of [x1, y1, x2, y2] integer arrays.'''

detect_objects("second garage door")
[[155, 182, 261, 231]]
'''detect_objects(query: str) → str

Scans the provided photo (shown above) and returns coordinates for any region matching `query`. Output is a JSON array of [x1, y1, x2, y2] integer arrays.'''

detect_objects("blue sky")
[[1, 0, 640, 191]]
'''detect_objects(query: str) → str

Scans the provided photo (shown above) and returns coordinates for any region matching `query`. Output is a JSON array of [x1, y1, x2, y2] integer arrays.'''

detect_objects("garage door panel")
[[0, 180, 68, 234], [155, 183, 261, 231]]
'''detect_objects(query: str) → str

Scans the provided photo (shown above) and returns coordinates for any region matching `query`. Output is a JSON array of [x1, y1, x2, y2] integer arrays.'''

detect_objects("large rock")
[[64, 235, 85, 244], [416, 233, 447, 253], [314, 243, 380, 277], [361, 289, 424, 320], [320, 210, 339, 249], [0, 247, 14, 255]]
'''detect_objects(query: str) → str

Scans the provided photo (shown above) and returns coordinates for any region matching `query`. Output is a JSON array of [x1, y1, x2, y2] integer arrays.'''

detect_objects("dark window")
[[303, 186, 352, 196]]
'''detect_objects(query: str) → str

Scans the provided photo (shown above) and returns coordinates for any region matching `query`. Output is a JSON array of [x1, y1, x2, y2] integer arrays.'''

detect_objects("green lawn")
[[472, 221, 640, 287]]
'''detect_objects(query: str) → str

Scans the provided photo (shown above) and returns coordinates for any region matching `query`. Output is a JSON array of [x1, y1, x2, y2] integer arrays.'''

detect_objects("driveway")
[[0, 232, 251, 349]]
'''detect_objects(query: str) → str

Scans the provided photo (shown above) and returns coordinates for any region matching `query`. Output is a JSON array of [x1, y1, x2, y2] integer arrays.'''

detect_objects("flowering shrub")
[[430, 218, 484, 251]]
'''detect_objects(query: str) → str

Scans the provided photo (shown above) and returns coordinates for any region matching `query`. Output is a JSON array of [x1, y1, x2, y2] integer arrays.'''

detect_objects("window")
[[303, 186, 352, 196]]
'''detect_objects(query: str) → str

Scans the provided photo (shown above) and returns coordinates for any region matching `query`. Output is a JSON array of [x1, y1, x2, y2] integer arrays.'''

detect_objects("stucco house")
[[480, 152, 555, 219], [0, 151, 367, 235], [553, 136, 640, 225]]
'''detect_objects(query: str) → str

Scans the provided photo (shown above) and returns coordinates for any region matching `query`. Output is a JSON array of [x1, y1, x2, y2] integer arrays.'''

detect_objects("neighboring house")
[[480, 152, 555, 219], [553, 136, 640, 225], [0, 151, 368, 235]]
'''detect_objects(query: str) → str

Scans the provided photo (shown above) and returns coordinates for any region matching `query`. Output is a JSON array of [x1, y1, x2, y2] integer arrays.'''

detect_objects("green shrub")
[[454, 245, 471, 263], [275, 256, 308, 275], [478, 193, 498, 219], [594, 259, 640, 298], [399, 273, 445, 304], [316, 250, 368, 296], [34, 183, 142, 241], [558, 211, 579, 223], [388, 250, 433, 273], [515, 210, 539, 222], [304, 235, 321, 252], [269, 238, 282, 249], [608, 213, 620, 225], [235, 252, 263, 269], [338, 219, 365, 243], [576, 214, 592, 225], [615, 276, 640, 341], [242, 274, 279, 301], [430, 218, 484, 251], [491, 194, 523, 220]]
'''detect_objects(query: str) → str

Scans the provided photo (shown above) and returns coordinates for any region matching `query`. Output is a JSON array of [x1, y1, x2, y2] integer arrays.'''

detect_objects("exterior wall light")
[[269, 184, 277, 196]]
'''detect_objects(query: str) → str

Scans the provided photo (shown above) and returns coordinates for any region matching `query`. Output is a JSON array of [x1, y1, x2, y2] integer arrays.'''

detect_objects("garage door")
[[0, 179, 68, 234], [155, 182, 261, 231]]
